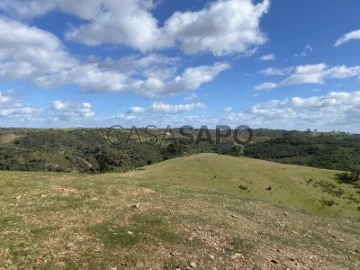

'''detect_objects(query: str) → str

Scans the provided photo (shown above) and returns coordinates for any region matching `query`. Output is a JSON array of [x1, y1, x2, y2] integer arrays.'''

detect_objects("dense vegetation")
[[244, 131, 360, 171], [1, 128, 360, 173]]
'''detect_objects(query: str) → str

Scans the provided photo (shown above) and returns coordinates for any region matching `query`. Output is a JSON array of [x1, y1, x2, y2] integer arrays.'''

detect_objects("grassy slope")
[[0, 153, 359, 269]]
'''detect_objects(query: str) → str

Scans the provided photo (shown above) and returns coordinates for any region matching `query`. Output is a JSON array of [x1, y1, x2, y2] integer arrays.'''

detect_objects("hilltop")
[[1, 154, 359, 269]]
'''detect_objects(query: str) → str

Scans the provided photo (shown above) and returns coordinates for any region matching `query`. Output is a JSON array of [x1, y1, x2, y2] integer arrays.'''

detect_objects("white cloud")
[[65, 0, 167, 53], [0, 89, 42, 121], [128, 107, 147, 114], [223, 107, 232, 113], [0, 0, 270, 56], [246, 91, 360, 129], [335, 29, 360, 47], [0, 17, 229, 98], [259, 54, 275, 61], [52, 100, 95, 119], [128, 102, 206, 114], [184, 93, 198, 101], [259, 67, 294, 76], [162, 0, 270, 55], [0, 16, 75, 81], [255, 82, 278, 91], [255, 63, 360, 90], [294, 45, 313, 57]]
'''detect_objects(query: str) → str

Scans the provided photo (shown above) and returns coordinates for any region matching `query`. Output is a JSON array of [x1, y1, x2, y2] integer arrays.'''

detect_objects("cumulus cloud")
[[255, 63, 360, 90], [65, 0, 167, 52], [259, 54, 275, 61], [0, 16, 75, 81], [247, 91, 360, 128], [0, 17, 229, 97], [335, 29, 360, 47], [0, 89, 42, 121], [0, 0, 270, 56], [51, 100, 95, 119], [162, 0, 270, 55]]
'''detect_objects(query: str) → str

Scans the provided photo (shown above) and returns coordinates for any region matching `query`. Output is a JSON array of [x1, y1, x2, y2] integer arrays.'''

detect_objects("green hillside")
[[1, 154, 359, 269]]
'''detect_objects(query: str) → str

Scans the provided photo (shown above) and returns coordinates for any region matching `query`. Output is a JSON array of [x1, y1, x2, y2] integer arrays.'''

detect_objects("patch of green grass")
[[39, 195, 84, 212], [0, 215, 22, 227], [1, 154, 360, 269], [88, 214, 186, 249]]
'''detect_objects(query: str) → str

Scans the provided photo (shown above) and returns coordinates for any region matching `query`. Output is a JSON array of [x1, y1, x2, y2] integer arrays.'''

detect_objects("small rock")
[[15, 196, 22, 200], [266, 186, 272, 191], [355, 249, 360, 253], [230, 214, 238, 218], [339, 239, 345, 242], [189, 261, 197, 268], [209, 254, 215, 260], [66, 243, 74, 249], [283, 212, 289, 216], [132, 204, 139, 209], [270, 259, 280, 264], [110, 267, 117, 270], [231, 253, 244, 260], [127, 231, 134, 235]]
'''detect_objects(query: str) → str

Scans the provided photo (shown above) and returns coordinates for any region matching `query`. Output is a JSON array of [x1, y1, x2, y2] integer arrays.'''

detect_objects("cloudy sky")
[[0, 0, 360, 131]]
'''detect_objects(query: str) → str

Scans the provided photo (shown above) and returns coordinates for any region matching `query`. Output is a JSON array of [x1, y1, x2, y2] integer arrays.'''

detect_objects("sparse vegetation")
[[0, 154, 360, 269]]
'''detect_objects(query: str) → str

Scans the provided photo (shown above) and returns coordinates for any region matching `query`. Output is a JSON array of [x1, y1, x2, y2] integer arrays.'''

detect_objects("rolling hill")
[[1, 154, 359, 269]]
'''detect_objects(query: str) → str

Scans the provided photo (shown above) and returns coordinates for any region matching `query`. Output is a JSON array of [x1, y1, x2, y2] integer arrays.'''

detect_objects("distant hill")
[[1, 128, 360, 173]]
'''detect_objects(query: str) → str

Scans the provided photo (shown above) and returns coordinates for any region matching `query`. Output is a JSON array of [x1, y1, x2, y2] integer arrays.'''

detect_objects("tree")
[[350, 165, 360, 182], [231, 142, 244, 156]]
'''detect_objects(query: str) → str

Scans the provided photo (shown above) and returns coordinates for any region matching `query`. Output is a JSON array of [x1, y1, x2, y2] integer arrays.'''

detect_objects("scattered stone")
[[283, 212, 289, 216], [127, 231, 134, 235], [189, 261, 197, 268], [15, 196, 21, 200], [230, 214, 238, 218], [276, 249, 281, 252], [110, 267, 117, 270], [231, 253, 244, 260], [209, 254, 215, 260], [266, 186, 272, 191], [289, 258, 295, 261], [132, 204, 139, 209], [339, 239, 345, 242], [270, 259, 280, 264], [66, 243, 74, 250]]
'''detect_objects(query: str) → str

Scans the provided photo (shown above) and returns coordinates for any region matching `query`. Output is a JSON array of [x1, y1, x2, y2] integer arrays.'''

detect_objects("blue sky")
[[0, 0, 360, 131]]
